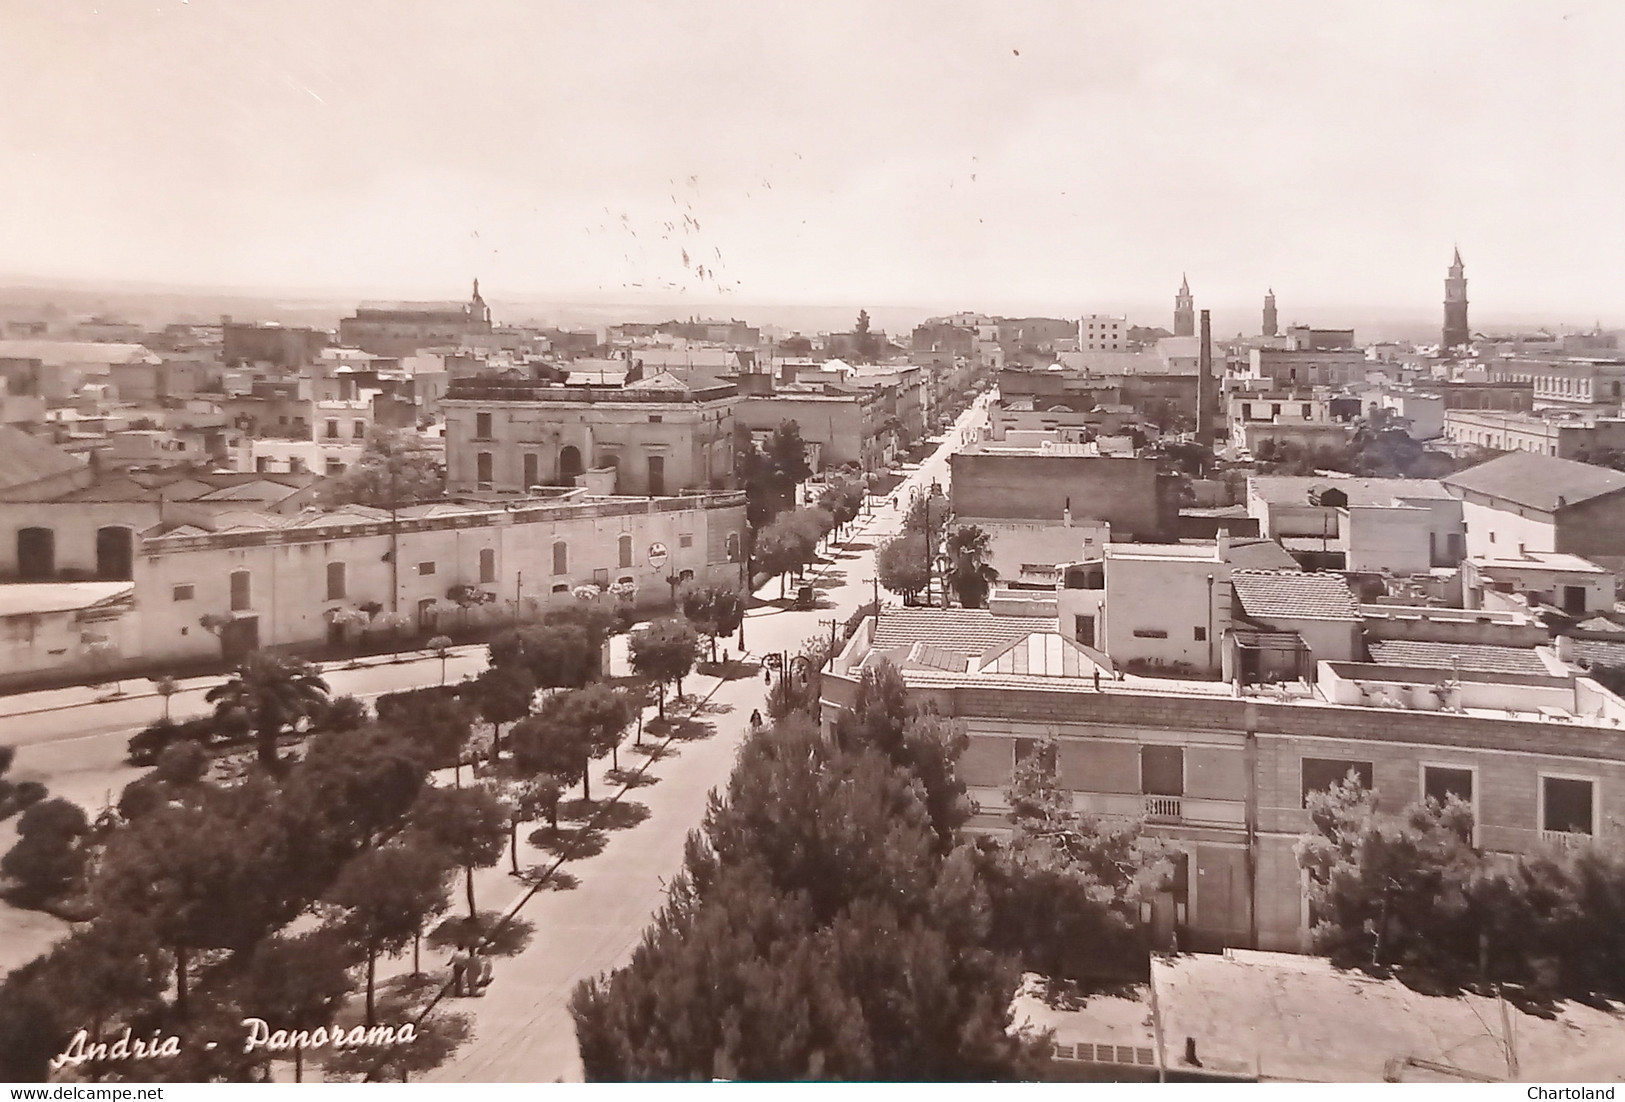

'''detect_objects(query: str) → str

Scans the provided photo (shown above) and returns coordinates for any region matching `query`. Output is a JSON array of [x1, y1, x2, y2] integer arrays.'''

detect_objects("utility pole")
[[515, 571, 523, 625], [821, 617, 839, 657], [388, 463, 400, 613]]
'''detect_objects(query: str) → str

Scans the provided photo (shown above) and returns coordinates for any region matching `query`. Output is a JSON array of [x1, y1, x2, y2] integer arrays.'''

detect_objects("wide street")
[[0, 390, 991, 1078], [425, 390, 991, 1083]]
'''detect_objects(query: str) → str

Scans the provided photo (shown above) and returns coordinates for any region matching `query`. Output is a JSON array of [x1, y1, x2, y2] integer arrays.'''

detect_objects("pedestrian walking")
[[764, 666, 772, 686], [1092, 668, 1101, 692], [449, 946, 472, 997], [471, 948, 494, 996], [749, 708, 763, 732]]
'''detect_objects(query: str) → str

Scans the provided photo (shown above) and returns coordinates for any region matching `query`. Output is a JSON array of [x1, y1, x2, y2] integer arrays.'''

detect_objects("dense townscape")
[[1, 259, 1624, 1083], [5, 2, 1625, 1088]]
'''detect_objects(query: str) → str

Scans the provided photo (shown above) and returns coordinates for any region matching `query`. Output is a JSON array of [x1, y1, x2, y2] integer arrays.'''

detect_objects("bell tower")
[[1174, 274, 1195, 338], [1442, 248, 1469, 350], [1263, 288, 1278, 337]]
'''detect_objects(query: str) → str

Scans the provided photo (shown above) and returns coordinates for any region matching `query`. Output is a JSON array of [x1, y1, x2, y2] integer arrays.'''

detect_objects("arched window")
[[552, 540, 568, 576], [618, 534, 634, 569], [559, 445, 583, 484]]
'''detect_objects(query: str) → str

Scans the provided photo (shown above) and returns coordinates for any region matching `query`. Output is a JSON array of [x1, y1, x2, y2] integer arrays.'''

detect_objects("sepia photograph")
[[2, 0, 1625, 1086]]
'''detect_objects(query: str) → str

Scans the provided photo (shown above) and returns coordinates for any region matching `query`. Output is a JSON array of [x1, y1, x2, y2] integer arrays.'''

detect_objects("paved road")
[[426, 391, 991, 1082], [0, 648, 489, 816]]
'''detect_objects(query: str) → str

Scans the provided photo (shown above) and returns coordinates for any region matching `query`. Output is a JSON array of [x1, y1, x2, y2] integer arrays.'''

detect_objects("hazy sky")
[[6, 1, 1625, 326]]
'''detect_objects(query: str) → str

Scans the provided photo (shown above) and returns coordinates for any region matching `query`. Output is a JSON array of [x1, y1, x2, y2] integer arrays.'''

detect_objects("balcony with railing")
[[1540, 829, 1593, 849], [1144, 795, 1183, 822]]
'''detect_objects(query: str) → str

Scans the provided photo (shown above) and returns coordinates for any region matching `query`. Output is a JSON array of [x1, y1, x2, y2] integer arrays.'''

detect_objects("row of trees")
[[875, 493, 1000, 608], [1299, 773, 1625, 997], [568, 662, 1165, 1080], [0, 699, 511, 1082], [0, 592, 708, 1082]]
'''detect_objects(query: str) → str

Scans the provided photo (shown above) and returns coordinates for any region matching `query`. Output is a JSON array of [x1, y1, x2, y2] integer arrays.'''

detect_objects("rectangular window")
[[476, 412, 492, 439], [353, 421, 366, 439], [1194, 626, 1207, 641], [477, 452, 493, 485], [1423, 765, 1474, 808], [230, 570, 251, 612], [172, 584, 194, 602], [418, 561, 436, 576], [326, 419, 339, 439], [1541, 776, 1595, 835], [479, 548, 496, 584], [325, 459, 344, 475], [618, 534, 634, 568], [1141, 745, 1184, 796], [1074, 614, 1096, 647], [1132, 628, 1168, 639], [326, 560, 347, 600], [523, 453, 539, 488], [1302, 757, 1373, 806], [648, 414, 663, 424], [679, 533, 693, 548]]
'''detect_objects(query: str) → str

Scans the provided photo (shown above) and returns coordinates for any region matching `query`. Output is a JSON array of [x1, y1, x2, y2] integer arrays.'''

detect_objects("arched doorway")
[[558, 445, 584, 485], [96, 526, 133, 581], [17, 527, 54, 580]]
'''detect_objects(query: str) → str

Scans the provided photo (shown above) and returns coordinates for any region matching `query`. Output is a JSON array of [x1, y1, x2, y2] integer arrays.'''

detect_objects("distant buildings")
[[1441, 409, 1625, 459], [222, 321, 331, 368], [338, 280, 494, 357], [1078, 314, 1126, 352]]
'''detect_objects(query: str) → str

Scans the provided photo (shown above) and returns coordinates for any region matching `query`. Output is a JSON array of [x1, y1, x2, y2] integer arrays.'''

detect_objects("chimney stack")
[[1197, 309, 1213, 448]]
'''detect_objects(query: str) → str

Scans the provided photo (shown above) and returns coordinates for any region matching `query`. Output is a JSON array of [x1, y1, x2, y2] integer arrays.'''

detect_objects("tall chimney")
[[1197, 309, 1213, 448]]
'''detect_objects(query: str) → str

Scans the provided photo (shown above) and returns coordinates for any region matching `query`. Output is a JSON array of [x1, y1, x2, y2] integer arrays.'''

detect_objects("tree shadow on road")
[[665, 716, 718, 742], [689, 698, 735, 719], [628, 741, 673, 762], [605, 766, 658, 788], [427, 912, 536, 957], [561, 797, 651, 831], [516, 866, 580, 891], [529, 823, 609, 859]]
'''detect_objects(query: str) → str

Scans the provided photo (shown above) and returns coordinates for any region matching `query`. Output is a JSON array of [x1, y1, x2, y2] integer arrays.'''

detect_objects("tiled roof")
[[1225, 539, 1300, 570], [871, 607, 1057, 658], [1442, 452, 1625, 512], [0, 426, 86, 491], [1249, 475, 1455, 505], [1231, 570, 1359, 622], [1367, 639, 1549, 676]]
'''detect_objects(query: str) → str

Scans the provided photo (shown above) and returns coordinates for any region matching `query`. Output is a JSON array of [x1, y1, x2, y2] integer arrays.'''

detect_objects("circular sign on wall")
[[647, 542, 669, 569]]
